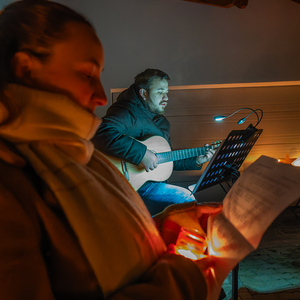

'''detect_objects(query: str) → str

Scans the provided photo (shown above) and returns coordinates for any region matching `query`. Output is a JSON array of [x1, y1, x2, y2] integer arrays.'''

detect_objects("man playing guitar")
[[92, 69, 215, 215]]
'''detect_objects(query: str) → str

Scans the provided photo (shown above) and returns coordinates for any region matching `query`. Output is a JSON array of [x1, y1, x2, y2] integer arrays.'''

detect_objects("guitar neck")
[[156, 146, 207, 164]]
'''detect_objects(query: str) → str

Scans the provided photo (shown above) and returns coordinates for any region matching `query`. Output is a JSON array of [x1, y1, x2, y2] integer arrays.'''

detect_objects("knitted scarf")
[[0, 84, 166, 297]]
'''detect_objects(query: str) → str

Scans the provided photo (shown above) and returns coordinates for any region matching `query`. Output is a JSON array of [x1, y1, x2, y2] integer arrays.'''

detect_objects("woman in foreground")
[[0, 1, 222, 299]]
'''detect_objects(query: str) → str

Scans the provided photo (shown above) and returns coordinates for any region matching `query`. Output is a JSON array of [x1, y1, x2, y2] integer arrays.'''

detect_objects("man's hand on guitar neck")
[[196, 145, 215, 166], [141, 149, 158, 172]]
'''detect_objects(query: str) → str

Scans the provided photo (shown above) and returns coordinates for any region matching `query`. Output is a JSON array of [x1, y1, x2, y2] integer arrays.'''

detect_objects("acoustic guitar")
[[103, 135, 221, 190]]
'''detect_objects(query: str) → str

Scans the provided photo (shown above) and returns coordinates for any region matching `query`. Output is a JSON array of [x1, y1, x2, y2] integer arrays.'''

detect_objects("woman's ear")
[[139, 88, 147, 101], [11, 51, 34, 83]]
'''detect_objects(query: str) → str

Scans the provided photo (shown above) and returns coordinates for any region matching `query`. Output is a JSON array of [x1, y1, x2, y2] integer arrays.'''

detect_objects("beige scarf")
[[0, 84, 166, 297]]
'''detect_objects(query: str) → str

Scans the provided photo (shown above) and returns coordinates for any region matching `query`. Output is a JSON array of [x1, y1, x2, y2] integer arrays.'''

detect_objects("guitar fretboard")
[[156, 146, 207, 164]]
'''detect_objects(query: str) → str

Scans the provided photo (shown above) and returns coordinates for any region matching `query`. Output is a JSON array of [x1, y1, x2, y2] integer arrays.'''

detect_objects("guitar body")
[[103, 136, 173, 190]]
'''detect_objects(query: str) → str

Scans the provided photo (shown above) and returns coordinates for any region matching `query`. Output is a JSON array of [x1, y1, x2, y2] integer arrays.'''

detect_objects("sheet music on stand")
[[192, 126, 263, 196]]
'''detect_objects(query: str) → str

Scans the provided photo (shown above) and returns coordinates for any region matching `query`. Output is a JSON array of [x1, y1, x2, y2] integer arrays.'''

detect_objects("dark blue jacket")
[[93, 84, 201, 171]]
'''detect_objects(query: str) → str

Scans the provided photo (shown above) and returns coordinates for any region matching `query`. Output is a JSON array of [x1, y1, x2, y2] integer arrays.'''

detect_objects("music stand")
[[192, 125, 263, 300], [192, 124, 263, 196]]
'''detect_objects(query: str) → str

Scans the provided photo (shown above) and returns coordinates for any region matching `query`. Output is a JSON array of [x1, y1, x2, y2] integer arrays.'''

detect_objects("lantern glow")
[[174, 227, 207, 261]]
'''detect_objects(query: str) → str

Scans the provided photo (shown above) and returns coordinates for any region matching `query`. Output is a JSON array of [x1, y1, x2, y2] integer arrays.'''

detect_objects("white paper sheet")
[[206, 155, 300, 300]]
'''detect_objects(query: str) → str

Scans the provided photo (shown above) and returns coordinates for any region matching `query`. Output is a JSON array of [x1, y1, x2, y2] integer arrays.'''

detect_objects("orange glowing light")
[[175, 227, 207, 260], [278, 153, 297, 165], [176, 248, 198, 260], [187, 233, 203, 241]]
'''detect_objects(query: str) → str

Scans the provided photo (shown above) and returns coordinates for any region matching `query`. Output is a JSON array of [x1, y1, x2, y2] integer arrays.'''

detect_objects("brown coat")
[[0, 148, 207, 300]]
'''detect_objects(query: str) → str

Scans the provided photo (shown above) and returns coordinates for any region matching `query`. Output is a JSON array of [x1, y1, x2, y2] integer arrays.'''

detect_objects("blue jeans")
[[137, 181, 195, 216]]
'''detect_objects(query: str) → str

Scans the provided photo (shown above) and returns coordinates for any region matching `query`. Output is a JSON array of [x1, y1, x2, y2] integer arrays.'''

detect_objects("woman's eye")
[[85, 74, 93, 81], [79, 70, 93, 80]]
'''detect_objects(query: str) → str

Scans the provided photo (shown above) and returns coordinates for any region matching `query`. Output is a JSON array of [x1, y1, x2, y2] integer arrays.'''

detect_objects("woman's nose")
[[94, 80, 107, 106]]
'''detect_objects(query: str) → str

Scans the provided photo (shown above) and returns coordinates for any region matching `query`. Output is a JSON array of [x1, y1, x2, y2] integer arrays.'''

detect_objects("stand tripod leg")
[[232, 264, 239, 300]]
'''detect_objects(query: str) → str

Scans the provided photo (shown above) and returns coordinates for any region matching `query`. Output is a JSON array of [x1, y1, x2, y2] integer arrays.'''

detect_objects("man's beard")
[[147, 98, 166, 115]]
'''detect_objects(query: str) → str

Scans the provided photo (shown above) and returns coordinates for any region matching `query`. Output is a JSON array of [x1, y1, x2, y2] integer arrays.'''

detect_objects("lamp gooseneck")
[[214, 107, 263, 127]]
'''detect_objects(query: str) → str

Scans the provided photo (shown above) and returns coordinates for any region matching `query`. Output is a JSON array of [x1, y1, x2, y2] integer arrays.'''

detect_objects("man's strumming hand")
[[141, 149, 158, 172]]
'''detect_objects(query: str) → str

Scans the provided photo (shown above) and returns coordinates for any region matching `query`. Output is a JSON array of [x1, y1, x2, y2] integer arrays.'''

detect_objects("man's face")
[[144, 78, 169, 115]]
